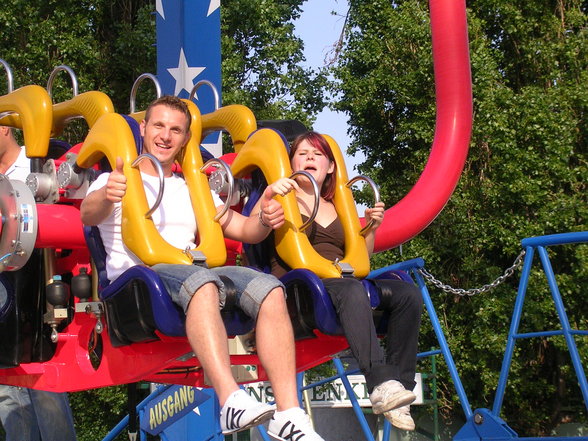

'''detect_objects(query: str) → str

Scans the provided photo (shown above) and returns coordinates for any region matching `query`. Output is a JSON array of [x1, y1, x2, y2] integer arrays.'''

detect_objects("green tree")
[[334, 0, 587, 435], [221, 0, 327, 126], [69, 386, 130, 441], [0, 0, 155, 113]]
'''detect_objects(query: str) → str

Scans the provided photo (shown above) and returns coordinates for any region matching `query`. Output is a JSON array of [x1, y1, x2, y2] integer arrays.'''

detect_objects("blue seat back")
[[84, 226, 110, 291]]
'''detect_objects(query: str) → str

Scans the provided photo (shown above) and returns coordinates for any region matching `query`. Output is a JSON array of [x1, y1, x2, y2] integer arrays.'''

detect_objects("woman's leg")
[[323, 278, 393, 392], [379, 280, 423, 390]]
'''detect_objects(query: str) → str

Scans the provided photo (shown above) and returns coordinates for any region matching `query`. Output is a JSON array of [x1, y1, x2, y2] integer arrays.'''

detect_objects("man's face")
[[140, 104, 190, 172]]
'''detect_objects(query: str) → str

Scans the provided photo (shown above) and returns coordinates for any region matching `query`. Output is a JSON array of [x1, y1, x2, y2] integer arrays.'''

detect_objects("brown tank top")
[[270, 215, 345, 278]]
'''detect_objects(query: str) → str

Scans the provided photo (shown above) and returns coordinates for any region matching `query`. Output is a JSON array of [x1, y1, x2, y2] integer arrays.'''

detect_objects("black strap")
[[219, 275, 238, 311]]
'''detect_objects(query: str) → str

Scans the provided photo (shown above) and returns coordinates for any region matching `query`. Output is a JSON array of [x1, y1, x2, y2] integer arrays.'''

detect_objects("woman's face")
[[290, 139, 335, 188]]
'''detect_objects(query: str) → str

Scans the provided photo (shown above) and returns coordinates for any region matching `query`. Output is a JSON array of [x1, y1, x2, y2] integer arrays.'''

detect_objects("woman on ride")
[[261, 131, 423, 431]]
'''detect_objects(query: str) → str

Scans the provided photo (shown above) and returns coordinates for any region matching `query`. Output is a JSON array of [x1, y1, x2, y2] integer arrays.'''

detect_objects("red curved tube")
[[373, 0, 472, 252]]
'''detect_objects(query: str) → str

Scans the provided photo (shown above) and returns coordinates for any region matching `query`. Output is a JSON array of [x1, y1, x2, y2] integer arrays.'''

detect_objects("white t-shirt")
[[87, 172, 223, 281], [5, 147, 30, 181]]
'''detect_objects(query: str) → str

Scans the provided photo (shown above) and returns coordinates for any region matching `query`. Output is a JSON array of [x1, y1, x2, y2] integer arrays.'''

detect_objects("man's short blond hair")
[[144, 96, 192, 132]]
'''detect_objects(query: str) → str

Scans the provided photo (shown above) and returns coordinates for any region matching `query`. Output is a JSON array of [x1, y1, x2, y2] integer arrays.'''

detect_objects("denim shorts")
[[151, 264, 285, 320]]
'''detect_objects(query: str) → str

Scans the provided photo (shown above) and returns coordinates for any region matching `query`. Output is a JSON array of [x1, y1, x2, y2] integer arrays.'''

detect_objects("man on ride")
[[80, 96, 325, 440]]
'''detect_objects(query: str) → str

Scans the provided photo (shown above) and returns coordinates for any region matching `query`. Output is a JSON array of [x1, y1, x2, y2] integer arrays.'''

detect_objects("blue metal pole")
[[102, 385, 173, 441], [382, 419, 392, 440], [255, 423, 273, 441], [369, 258, 425, 278], [412, 268, 473, 419], [520, 231, 588, 248], [297, 371, 305, 407], [492, 246, 535, 415], [332, 357, 377, 441], [537, 245, 588, 409]]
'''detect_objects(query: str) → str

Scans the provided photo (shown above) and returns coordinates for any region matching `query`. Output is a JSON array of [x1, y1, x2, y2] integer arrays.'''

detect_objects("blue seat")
[[274, 264, 413, 338], [85, 228, 256, 347], [90, 249, 186, 343], [280, 268, 341, 336]]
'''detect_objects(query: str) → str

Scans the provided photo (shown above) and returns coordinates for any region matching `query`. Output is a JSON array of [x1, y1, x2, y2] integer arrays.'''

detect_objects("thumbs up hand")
[[105, 157, 127, 203]]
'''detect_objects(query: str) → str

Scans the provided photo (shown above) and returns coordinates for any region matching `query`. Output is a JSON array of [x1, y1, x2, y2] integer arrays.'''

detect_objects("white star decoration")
[[167, 49, 206, 96], [156, 0, 165, 19], [158, 0, 218, 20], [202, 140, 223, 158], [207, 0, 220, 16]]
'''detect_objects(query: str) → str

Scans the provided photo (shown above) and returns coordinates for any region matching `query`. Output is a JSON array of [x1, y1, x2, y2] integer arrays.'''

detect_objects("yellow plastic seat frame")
[[201, 104, 256, 153], [51, 91, 114, 136], [230, 128, 370, 279], [76, 100, 226, 268], [0, 85, 53, 158]]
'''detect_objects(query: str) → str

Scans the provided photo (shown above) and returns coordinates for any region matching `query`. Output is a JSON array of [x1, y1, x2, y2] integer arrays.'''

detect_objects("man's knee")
[[187, 282, 221, 308], [260, 287, 287, 312], [199, 281, 220, 292]]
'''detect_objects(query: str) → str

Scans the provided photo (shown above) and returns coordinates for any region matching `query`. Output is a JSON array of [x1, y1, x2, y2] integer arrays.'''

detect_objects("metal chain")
[[416, 250, 526, 297]]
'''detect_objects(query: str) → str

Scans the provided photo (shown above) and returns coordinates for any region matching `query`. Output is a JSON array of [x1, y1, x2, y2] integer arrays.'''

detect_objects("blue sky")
[[294, 0, 366, 174]]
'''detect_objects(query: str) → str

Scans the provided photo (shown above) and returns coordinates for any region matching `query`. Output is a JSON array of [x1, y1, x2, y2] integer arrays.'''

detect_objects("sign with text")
[[140, 385, 210, 435], [245, 374, 423, 408]]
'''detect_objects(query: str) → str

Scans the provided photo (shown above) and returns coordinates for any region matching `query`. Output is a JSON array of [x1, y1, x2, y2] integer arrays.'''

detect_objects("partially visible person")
[[0, 387, 77, 441], [262, 131, 423, 431], [80, 97, 326, 440], [0, 125, 28, 178], [0, 125, 77, 441]]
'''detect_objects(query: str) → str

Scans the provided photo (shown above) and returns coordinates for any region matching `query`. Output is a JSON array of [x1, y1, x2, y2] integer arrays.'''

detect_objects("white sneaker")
[[267, 407, 325, 440], [384, 405, 415, 431], [369, 380, 416, 414], [220, 389, 275, 434]]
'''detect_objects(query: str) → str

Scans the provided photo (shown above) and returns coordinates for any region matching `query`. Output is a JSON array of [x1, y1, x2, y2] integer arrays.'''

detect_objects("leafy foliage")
[[221, 0, 327, 126], [0, 0, 156, 114], [69, 386, 129, 441], [334, 0, 587, 435]]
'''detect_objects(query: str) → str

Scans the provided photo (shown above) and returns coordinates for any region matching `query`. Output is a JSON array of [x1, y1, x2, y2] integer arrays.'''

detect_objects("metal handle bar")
[[189, 80, 220, 111], [201, 158, 234, 222], [0, 59, 14, 93], [47, 65, 78, 98], [346, 175, 381, 236], [131, 153, 165, 218], [290, 170, 320, 232], [130, 73, 162, 113]]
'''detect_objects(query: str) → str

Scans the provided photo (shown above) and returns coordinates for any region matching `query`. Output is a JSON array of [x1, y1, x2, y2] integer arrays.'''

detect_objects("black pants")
[[323, 278, 423, 393]]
